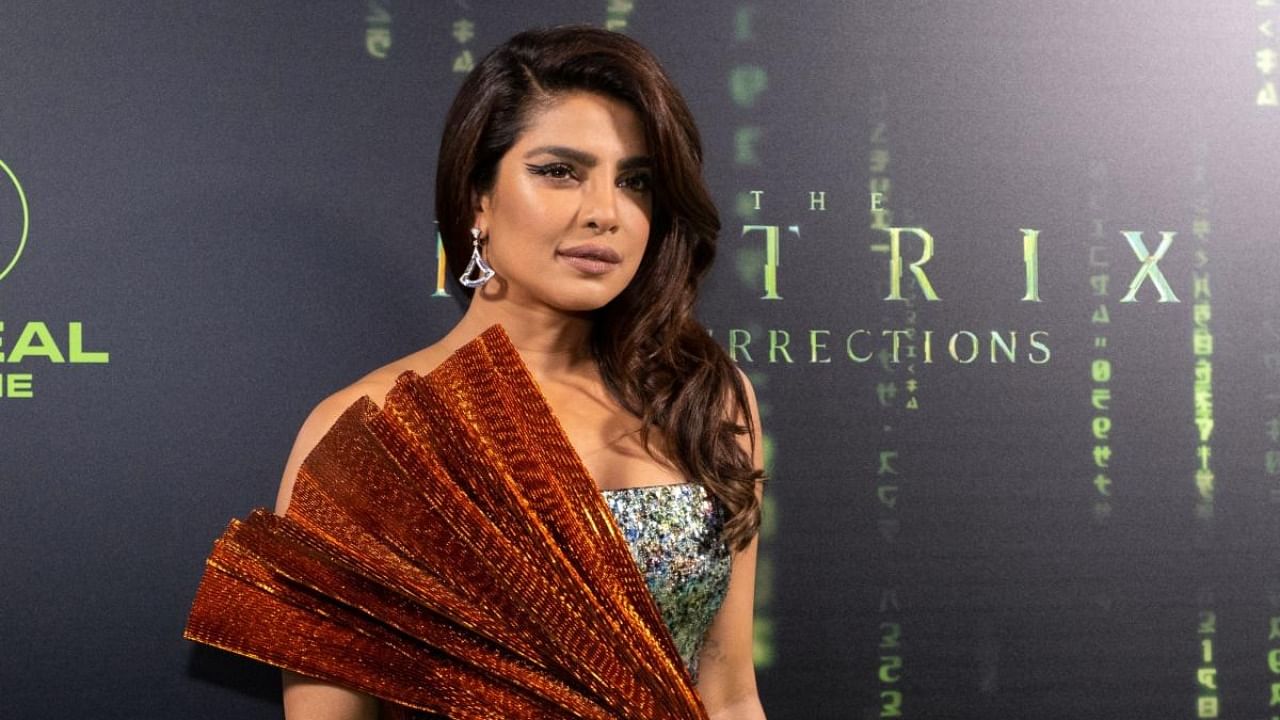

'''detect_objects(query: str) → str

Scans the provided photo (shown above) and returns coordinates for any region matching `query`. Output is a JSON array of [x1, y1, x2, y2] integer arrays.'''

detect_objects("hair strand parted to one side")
[[436, 24, 764, 552]]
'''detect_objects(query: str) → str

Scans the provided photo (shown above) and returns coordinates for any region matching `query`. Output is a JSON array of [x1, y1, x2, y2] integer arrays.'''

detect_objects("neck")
[[445, 292, 596, 379]]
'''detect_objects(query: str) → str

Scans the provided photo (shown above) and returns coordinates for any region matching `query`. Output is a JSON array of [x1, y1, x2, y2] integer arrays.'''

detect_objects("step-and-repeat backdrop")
[[2, 2, 1277, 718]]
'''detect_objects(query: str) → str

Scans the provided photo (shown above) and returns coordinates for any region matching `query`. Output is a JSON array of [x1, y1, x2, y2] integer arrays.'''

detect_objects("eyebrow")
[[523, 145, 653, 172]]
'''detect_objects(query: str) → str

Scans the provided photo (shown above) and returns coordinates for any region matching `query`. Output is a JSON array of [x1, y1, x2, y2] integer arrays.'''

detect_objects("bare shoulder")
[[734, 366, 758, 405], [731, 366, 761, 424], [273, 343, 454, 516], [730, 365, 763, 461]]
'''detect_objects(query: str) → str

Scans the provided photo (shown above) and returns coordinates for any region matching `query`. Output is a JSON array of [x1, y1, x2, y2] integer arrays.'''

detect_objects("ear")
[[470, 188, 491, 230]]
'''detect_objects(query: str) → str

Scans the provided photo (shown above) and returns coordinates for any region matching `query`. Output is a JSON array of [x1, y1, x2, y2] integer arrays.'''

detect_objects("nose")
[[581, 177, 620, 234]]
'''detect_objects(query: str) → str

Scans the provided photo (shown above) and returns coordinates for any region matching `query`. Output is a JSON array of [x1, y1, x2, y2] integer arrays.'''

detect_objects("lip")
[[557, 244, 622, 275], [557, 244, 622, 263]]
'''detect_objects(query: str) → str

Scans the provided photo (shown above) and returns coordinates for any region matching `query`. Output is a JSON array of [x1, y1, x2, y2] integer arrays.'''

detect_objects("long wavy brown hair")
[[435, 24, 763, 552]]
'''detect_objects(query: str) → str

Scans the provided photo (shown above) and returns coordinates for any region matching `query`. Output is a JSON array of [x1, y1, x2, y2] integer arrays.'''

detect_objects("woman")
[[272, 24, 766, 719]]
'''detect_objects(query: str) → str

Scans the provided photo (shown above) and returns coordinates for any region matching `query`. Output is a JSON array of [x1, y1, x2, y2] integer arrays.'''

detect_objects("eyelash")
[[527, 163, 652, 193]]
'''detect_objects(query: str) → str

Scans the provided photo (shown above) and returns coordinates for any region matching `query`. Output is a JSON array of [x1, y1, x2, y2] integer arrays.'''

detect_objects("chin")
[[552, 287, 626, 314]]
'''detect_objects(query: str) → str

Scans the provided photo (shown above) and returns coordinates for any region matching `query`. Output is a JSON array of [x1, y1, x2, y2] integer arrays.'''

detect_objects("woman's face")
[[472, 91, 654, 313]]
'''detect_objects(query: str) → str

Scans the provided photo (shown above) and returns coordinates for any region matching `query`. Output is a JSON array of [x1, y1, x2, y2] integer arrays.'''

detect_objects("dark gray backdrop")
[[1, 2, 1277, 718]]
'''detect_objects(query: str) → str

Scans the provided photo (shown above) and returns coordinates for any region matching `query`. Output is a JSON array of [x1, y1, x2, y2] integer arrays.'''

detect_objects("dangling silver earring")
[[459, 227, 495, 288]]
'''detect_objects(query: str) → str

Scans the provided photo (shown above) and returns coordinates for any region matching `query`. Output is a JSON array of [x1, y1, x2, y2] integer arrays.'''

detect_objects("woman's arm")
[[694, 368, 768, 720], [281, 670, 379, 719], [274, 390, 382, 720]]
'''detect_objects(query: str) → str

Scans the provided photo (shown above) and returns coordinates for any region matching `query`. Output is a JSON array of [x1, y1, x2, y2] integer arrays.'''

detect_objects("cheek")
[[504, 181, 548, 223], [626, 234, 651, 280], [625, 200, 652, 236], [498, 172, 563, 221]]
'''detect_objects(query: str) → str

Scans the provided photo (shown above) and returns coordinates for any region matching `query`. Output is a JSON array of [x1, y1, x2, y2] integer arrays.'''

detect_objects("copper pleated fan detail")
[[182, 323, 709, 719]]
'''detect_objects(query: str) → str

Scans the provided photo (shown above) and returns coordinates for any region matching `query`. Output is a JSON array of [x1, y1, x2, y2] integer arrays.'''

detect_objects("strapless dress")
[[600, 482, 732, 684]]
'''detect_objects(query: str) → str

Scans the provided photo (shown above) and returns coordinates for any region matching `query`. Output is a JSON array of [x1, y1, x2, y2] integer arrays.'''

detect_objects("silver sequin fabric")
[[600, 482, 732, 684]]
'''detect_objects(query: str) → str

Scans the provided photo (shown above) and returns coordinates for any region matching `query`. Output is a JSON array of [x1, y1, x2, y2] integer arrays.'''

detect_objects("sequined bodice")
[[600, 482, 732, 683]]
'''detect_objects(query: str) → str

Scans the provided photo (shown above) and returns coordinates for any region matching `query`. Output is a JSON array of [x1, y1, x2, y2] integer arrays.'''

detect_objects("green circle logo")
[[0, 157, 30, 283]]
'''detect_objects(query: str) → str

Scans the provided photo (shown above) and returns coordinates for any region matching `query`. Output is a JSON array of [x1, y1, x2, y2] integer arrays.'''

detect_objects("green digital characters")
[[1085, 158, 1114, 523], [728, 3, 776, 668], [1189, 143, 1215, 526], [364, 1, 391, 59]]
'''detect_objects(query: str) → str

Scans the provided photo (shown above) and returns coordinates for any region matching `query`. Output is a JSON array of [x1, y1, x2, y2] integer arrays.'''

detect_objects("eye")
[[621, 173, 653, 193], [527, 162, 576, 181]]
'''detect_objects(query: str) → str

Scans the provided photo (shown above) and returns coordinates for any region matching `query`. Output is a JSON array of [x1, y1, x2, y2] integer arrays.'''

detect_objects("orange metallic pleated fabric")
[[182, 323, 709, 719]]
